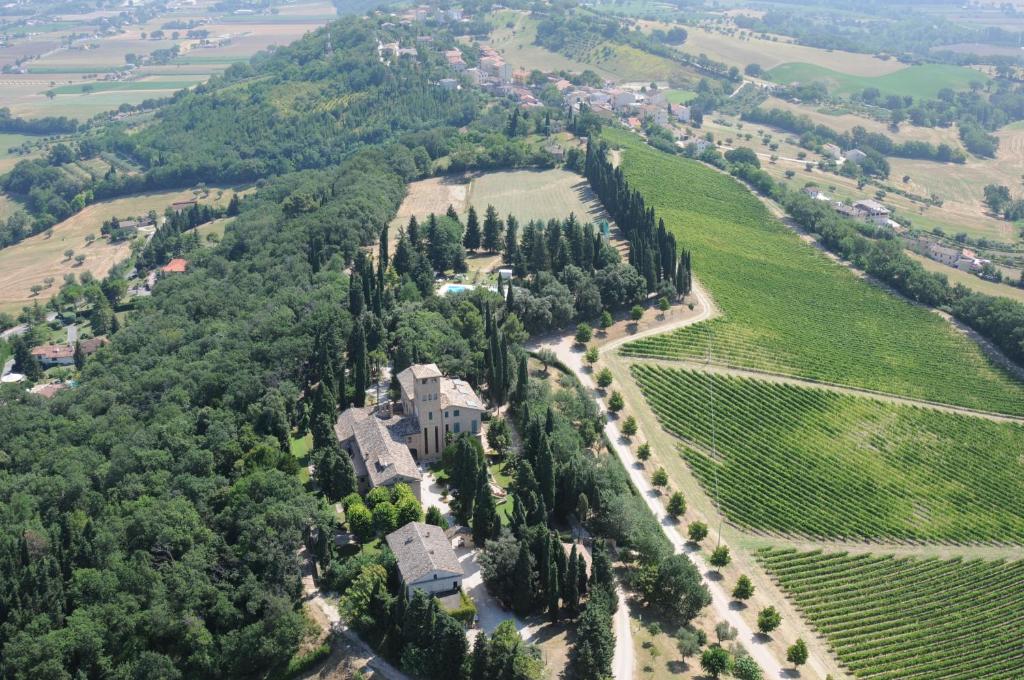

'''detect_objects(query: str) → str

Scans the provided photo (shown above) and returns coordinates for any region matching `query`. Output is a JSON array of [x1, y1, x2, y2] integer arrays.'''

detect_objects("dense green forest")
[[0, 16, 492, 679]]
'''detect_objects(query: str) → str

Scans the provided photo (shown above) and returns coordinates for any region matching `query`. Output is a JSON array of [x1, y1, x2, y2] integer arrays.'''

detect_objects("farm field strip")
[[757, 548, 1024, 679], [631, 364, 1024, 543], [608, 128, 1024, 415], [766, 61, 985, 99]]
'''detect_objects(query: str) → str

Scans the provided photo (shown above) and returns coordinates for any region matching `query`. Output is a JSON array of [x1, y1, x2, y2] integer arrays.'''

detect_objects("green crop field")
[[767, 62, 985, 99], [48, 80, 199, 95], [631, 365, 1024, 542], [757, 549, 1024, 679], [609, 129, 1024, 415]]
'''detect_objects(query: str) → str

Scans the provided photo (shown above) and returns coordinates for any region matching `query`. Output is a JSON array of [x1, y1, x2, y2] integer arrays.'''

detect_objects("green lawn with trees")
[[611, 129, 1024, 415], [758, 548, 1024, 679], [632, 364, 1024, 543]]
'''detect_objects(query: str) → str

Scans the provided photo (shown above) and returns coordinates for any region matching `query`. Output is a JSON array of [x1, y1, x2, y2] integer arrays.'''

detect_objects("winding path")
[[530, 286, 796, 678], [530, 285, 800, 679]]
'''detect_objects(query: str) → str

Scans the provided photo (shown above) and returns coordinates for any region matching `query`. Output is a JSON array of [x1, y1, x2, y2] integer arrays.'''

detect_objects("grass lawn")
[[291, 432, 313, 484], [609, 128, 1024, 415], [663, 89, 697, 105], [767, 62, 985, 99]]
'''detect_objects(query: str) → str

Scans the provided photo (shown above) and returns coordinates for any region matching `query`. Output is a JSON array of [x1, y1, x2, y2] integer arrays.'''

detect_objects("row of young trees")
[[585, 139, 693, 296]]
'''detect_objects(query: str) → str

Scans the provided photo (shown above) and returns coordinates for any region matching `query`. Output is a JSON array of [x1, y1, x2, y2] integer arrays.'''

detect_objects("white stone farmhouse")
[[386, 521, 464, 599]]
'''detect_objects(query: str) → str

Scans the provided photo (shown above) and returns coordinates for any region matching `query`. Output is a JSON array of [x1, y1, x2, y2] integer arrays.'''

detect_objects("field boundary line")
[[617, 355, 1024, 424]]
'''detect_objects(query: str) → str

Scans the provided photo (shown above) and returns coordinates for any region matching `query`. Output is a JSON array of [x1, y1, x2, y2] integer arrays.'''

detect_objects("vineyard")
[[631, 364, 1024, 543], [756, 548, 1024, 679], [605, 129, 1024, 416]]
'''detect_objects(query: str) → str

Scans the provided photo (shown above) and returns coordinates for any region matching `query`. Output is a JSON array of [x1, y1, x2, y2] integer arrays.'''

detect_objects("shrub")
[[596, 368, 613, 388], [575, 323, 593, 344], [607, 391, 624, 412], [732, 574, 754, 601], [709, 545, 731, 570], [621, 416, 637, 436], [651, 467, 668, 487], [667, 491, 686, 517], [637, 443, 651, 461], [757, 606, 782, 634], [687, 521, 708, 543]]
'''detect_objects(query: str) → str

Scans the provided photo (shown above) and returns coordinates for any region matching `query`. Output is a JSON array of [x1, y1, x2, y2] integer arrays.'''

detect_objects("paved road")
[[67, 324, 78, 344], [530, 287, 792, 679]]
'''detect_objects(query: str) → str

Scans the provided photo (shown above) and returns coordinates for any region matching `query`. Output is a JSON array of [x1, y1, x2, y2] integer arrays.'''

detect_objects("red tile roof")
[[161, 258, 188, 273]]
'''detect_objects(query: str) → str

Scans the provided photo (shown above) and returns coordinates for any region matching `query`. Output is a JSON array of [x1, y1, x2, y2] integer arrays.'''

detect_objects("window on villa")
[[471, 420, 478, 433], [454, 422, 460, 433], [428, 412, 433, 421], [454, 409, 460, 417]]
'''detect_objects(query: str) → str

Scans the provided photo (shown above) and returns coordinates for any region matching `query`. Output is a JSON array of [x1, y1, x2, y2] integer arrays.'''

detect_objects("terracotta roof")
[[335, 407, 422, 487], [439, 377, 484, 411], [29, 383, 67, 398], [161, 258, 188, 273], [386, 521, 463, 584], [31, 344, 73, 360]]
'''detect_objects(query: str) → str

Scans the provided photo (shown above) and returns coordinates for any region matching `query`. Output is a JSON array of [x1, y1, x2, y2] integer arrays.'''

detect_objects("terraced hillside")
[[608, 129, 1024, 415], [757, 549, 1024, 679], [631, 365, 1024, 543]]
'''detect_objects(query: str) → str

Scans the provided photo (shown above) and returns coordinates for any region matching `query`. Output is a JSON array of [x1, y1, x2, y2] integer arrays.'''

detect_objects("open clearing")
[[758, 549, 1024, 679], [391, 168, 607, 228], [632, 364, 1024, 543], [660, 24, 906, 77], [767, 62, 985, 99], [608, 128, 1024, 414], [0, 188, 233, 314]]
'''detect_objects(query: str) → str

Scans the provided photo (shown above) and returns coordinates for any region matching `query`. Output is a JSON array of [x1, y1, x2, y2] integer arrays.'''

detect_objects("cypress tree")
[[349, 272, 364, 317], [514, 354, 528, 406], [565, 544, 580, 614], [548, 560, 560, 623], [472, 466, 498, 545], [482, 205, 503, 253], [350, 322, 368, 407], [512, 541, 534, 617], [73, 340, 85, 371], [504, 215, 519, 264], [577, 550, 589, 597], [463, 206, 481, 251], [469, 631, 489, 680], [446, 204, 460, 223], [538, 439, 555, 511]]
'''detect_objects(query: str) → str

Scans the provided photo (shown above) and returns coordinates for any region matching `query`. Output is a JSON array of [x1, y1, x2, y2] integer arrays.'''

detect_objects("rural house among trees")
[[386, 521, 464, 599]]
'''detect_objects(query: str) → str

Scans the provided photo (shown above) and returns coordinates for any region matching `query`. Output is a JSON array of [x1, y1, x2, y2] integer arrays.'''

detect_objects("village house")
[[31, 336, 108, 368], [927, 242, 962, 266], [803, 186, 831, 201], [833, 202, 866, 220], [671, 104, 691, 123], [845, 149, 868, 164], [386, 521, 464, 599], [822, 143, 842, 160], [640, 104, 668, 126], [853, 199, 891, 226], [161, 258, 188, 274]]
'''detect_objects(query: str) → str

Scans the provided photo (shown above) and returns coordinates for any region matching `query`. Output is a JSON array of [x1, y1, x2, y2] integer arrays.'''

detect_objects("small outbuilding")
[[386, 521, 464, 599]]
